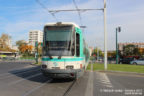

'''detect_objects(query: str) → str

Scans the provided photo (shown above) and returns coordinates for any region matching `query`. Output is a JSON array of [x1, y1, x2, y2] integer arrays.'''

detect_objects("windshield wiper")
[[58, 55, 62, 59], [49, 55, 53, 59], [58, 48, 65, 59]]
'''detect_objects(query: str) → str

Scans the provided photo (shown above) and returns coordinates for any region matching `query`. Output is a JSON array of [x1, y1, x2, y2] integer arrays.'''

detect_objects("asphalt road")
[[0, 61, 144, 96]]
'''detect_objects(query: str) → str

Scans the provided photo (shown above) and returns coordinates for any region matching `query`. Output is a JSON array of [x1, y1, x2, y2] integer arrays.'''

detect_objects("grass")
[[87, 63, 91, 70], [87, 63, 144, 73], [20, 57, 35, 60]]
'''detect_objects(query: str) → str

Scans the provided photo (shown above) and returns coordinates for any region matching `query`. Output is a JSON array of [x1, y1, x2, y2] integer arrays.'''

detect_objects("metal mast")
[[104, 0, 107, 70]]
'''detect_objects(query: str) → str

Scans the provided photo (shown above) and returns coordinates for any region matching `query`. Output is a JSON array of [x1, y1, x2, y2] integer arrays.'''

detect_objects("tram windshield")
[[43, 25, 75, 56]]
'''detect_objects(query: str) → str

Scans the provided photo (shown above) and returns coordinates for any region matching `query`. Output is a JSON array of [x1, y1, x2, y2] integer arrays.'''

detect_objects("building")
[[29, 30, 43, 47], [119, 42, 144, 50]]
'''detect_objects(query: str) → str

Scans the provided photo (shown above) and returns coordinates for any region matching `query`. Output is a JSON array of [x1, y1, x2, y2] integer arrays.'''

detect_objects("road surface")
[[0, 61, 143, 96]]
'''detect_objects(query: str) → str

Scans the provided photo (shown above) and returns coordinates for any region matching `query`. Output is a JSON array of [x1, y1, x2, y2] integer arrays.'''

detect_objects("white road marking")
[[96, 72, 113, 88], [22, 79, 52, 96]]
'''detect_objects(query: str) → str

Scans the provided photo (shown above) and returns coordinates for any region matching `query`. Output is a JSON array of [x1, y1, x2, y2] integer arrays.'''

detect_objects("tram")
[[41, 22, 90, 79]]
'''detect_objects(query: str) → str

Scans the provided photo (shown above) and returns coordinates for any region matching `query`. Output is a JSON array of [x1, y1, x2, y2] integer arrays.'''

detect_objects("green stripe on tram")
[[42, 58, 84, 62]]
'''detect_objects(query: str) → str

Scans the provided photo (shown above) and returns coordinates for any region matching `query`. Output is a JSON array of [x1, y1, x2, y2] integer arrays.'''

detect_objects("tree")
[[16, 40, 27, 53], [19, 44, 33, 55], [138, 48, 144, 56], [0, 33, 15, 52], [38, 42, 42, 57], [0, 33, 11, 49], [34, 42, 42, 57], [1, 33, 11, 39], [16, 40, 27, 47], [123, 44, 139, 56], [92, 48, 104, 59], [16, 40, 34, 56], [108, 51, 116, 58]]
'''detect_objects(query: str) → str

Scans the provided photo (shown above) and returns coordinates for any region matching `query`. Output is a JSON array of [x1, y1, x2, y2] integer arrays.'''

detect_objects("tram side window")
[[71, 30, 75, 56], [76, 33, 80, 56]]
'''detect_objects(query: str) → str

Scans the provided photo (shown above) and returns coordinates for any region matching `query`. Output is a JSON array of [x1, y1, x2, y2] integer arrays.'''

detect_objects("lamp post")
[[97, 48, 99, 61], [35, 41, 38, 64], [116, 27, 121, 64], [104, 0, 107, 70]]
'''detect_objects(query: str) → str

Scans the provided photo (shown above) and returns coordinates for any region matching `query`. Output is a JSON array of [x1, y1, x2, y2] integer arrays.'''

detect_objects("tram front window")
[[43, 26, 74, 56]]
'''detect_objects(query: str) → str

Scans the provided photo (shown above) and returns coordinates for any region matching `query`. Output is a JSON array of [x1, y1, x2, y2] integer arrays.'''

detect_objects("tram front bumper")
[[41, 68, 83, 78]]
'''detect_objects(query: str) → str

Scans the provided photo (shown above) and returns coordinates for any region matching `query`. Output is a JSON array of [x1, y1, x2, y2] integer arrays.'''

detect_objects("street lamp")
[[116, 26, 121, 64], [35, 41, 38, 64], [104, 0, 107, 70]]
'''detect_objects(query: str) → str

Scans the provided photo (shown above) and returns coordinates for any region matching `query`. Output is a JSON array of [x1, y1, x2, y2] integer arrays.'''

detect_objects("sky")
[[0, 0, 144, 50]]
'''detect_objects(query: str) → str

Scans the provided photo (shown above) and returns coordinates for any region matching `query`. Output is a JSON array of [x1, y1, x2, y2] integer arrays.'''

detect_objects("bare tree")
[[0, 33, 11, 49]]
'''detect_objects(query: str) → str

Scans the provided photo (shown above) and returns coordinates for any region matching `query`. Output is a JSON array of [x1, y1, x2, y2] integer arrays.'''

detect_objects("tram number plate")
[[52, 67, 60, 69]]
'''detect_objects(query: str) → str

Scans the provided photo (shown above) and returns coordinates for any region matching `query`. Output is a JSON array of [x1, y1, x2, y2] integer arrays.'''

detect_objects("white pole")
[[104, 0, 107, 70], [97, 48, 99, 61]]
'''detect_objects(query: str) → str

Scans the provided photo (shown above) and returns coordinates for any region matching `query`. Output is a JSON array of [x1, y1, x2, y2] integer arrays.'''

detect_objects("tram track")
[[22, 79, 53, 96], [0, 62, 82, 96], [63, 79, 76, 96], [0, 69, 88, 96], [21, 78, 77, 96]]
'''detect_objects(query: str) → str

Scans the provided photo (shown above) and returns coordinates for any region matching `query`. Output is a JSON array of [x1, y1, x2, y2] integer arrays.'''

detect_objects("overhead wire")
[[72, 0, 88, 47], [72, 0, 83, 26], [35, 0, 58, 22]]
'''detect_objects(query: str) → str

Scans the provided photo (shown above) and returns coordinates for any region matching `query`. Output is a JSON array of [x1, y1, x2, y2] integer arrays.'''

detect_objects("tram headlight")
[[66, 65, 74, 69], [41, 64, 47, 69]]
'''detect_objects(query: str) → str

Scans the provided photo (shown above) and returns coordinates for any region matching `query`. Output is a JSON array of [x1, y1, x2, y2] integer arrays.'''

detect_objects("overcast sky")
[[0, 0, 144, 50]]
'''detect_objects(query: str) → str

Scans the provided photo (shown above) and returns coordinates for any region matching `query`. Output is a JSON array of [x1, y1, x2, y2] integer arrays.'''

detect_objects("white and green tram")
[[41, 22, 90, 79]]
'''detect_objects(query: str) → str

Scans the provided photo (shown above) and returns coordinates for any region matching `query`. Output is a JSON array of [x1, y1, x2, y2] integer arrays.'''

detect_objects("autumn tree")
[[0, 33, 16, 52], [108, 51, 116, 58], [16, 40, 34, 56], [138, 48, 144, 56], [16, 40, 27, 53], [19, 44, 33, 56]]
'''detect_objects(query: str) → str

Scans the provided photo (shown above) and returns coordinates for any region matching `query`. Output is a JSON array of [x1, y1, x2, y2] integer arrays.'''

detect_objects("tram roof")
[[44, 22, 80, 28]]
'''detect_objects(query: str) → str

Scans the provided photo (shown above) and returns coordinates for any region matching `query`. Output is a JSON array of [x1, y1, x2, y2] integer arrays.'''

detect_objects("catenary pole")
[[116, 26, 121, 64], [104, 0, 107, 70], [116, 28, 118, 64], [45, 1, 107, 69]]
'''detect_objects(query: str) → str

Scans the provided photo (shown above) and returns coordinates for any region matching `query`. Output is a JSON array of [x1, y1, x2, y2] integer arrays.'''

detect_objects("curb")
[[97, 70, 144, 76], [30, 63, 41, 66]]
